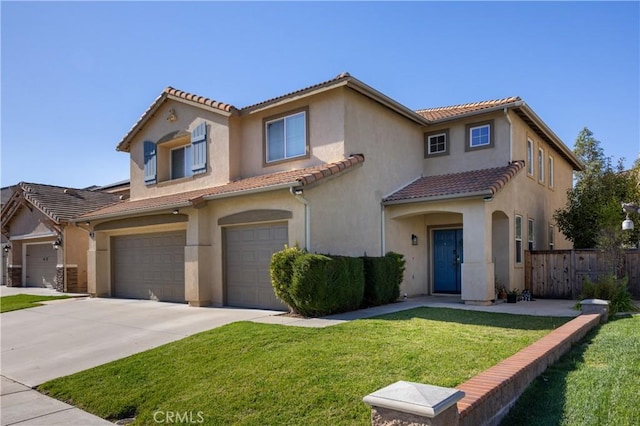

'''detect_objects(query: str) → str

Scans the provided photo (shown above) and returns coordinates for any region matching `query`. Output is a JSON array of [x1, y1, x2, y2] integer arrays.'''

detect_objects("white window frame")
[[528, 218, 535, 251], [548, 155, 554, 188], [538, 147, 544, 184], [265, 110, 307, 163], [469, 124, 491, 148], [428, 133, 447, 154], [549, 225, 555, 250], [515, 215, 523, 264], [170, 145, 193, 180], [527, 139, 534, 176]]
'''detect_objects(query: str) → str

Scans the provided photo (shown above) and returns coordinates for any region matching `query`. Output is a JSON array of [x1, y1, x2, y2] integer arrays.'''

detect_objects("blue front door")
[[433, 229, 463, 294]]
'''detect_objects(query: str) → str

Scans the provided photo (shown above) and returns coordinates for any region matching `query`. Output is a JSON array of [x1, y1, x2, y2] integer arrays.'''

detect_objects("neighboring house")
[[79, 72, 582, 308], [90, 179, 131, 199], [1, 183, 121, 292], [1, 185, 17, 285]]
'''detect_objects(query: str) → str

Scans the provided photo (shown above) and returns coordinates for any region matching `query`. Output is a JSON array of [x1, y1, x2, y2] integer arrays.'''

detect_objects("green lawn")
[[0, 294, 71, 313], [38, 308, 568, 425], [502, 314, 640, 426]]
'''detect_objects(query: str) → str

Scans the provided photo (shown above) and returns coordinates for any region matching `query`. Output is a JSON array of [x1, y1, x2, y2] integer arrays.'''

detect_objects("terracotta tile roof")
[[240, 72, 352, 113], [81, 154, 365, 220], [383, 161, 525, 204], [416, 97, 522, 121], [3, 182, 122, 224]]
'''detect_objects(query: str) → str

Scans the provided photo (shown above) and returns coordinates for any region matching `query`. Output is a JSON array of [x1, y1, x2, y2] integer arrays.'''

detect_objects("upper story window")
[[528, 218, 535, 250], [548, 155, 554, 188], [144, 121, 208, 186], [424, 129, 449, 157], [538, 147, 545, 184], [264, 108, 309, 164], [171, 145, 193, 179], [526, 139, 534, 176], [465, 120, 494, 151]]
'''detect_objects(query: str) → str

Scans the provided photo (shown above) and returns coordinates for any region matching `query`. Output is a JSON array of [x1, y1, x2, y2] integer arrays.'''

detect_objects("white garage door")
[[225, 223, 288, 310], [26, 243, 57, 287], [112, 232, 185, 303]]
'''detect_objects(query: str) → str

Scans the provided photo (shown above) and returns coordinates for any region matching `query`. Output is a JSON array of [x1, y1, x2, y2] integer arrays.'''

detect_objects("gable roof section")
[[1, 182, 122, 230], [383, 161, 525, 205], [79, 154, 365, 221], [416, 97, 522, 121], [116, 87, 237, 152]]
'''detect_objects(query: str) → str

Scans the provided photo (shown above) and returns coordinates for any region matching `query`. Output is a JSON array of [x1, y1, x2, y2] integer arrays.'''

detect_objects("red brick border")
[[456, 314, 601, 426]]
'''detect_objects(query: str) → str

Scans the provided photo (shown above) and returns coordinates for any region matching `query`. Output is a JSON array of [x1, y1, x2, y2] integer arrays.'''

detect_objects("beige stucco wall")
[[238, 89, 347, 178], [128, 101, 232, 200], [422, 111, 511, 176], [62, 225, 89, 288]]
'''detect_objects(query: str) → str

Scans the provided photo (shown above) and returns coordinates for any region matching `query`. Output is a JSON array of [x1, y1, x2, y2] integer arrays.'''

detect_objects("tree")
[[554, 127, 640, 249]]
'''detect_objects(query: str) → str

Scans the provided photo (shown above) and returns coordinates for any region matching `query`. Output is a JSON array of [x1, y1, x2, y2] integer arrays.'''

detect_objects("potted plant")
[[507, 289, 518, 303], [498, 286, 507, 300]]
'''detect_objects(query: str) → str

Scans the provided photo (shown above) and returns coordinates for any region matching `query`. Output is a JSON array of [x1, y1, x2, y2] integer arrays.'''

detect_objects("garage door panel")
[[113, 231, 185, 303], [225, 223, 288, 310], [26, 243, 57, 288]]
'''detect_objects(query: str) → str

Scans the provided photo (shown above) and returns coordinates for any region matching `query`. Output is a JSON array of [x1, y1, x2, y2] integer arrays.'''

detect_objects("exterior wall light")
[[53, 238, 62, 250], [411, 234, 418, 246], [2, 244, 10, 253], [622, 202, 640, 231]]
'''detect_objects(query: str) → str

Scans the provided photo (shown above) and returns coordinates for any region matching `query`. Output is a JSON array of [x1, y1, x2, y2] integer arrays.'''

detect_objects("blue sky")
[[2, 1, 638, 189]]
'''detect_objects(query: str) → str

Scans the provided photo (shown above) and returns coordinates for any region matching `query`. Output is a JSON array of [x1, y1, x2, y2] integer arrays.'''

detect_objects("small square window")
[[424, 129, 449, 157], [465, 120, 494, 151]]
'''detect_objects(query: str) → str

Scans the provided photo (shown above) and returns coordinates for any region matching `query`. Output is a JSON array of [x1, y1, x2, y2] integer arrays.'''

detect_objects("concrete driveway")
[[1, 295, 281, 387]]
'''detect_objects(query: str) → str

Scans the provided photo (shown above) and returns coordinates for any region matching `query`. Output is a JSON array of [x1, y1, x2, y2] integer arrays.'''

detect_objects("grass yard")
[[502, 314, 640, 426], [39, 307, 569, 425], [0, 294, 71, 313]]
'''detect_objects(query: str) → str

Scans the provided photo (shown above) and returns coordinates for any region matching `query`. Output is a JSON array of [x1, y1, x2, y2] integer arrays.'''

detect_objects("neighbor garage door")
[[112, 231, 185, 303], [26, 243, 57, 287], [225, 223, 288, 310]]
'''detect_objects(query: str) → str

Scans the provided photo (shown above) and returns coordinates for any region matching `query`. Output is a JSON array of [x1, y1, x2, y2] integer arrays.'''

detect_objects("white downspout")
[[381, 203, 386, 256], [504, 107, 513, 161], [290, 187, 310, 251]]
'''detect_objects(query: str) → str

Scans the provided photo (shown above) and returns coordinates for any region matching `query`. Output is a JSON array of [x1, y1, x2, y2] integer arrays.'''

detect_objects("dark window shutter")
[[191, 121, 207, 174], [143, 141, 157, 184]]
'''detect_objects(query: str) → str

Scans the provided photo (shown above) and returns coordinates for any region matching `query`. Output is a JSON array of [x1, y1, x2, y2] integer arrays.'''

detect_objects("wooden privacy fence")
[[525, 249, 640, 299]]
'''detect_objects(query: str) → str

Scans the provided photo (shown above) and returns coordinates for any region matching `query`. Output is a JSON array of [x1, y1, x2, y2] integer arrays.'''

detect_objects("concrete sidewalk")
[[252, 295, 580, 327]]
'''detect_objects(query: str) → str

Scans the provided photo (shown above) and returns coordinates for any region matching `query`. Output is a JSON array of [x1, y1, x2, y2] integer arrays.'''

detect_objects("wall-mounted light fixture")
[[53, 237, 62, 250], [172, 209, 180, 215], [411, 234, 418, 246], [622, 202, 640, 231], [2, 244, 10, 253]]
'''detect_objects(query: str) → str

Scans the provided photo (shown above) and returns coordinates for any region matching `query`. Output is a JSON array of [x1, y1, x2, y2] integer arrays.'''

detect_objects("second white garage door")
[[112, 231, 186, 303], [225, 223, 288, 310]]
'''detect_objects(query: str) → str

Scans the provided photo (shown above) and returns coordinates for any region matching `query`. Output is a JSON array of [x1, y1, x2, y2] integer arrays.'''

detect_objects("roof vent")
[[64, 188, 77, 195], [119, 194, 128, 200]]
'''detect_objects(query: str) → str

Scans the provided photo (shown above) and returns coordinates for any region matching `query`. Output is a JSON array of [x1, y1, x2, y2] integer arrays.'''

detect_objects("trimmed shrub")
[[288, 254, 364, 317], [577, 275, 638, 314], [270, 245, 305, 312], [362, 252, 406, 307]]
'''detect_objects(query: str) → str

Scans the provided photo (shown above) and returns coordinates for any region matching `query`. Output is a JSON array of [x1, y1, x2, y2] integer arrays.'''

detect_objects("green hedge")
[[270, 248, 404, 317], [362, 252, 406, 307]]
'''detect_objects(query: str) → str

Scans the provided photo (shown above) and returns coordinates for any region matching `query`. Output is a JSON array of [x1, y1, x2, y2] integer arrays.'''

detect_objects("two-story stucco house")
[[79, 73, 582, 309]]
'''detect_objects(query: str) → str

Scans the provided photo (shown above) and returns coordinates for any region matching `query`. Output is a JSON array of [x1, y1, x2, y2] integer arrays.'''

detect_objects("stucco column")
[[185, 207, 212, 307], [461, 204, 494, 305], [89, 233, 110, 297]]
